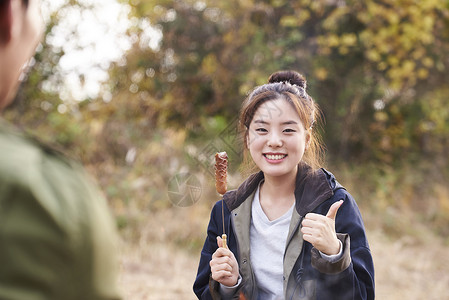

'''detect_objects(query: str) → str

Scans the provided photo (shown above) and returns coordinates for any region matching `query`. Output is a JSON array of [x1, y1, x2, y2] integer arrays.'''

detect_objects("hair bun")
[[268, 70, 307, 89]]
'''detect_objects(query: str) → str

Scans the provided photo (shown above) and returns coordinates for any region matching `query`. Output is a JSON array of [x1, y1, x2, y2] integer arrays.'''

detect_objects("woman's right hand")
[[210, 236, 240, 287]]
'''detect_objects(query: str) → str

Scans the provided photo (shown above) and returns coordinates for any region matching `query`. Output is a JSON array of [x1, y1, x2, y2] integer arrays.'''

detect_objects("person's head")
[[239, 70, 324, 176], [0, 0, 43, 111]]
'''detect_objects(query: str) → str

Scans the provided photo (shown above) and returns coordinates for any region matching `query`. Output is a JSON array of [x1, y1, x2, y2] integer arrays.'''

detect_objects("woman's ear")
[[305, 130, 311, 150], [0, 1, 13, 45]]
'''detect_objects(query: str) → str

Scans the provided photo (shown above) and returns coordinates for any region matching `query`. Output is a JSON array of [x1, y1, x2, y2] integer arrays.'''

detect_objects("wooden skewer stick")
[[215, 152, 228, 249], [215, 152, 245, 299]]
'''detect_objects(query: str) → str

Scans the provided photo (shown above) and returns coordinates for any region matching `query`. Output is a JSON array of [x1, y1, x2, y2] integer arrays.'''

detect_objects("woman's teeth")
[[265, 154, 286, 160]]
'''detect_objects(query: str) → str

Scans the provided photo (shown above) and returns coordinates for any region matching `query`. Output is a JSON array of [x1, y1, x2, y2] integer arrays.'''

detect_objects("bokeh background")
[[5, 0, 449, 299]]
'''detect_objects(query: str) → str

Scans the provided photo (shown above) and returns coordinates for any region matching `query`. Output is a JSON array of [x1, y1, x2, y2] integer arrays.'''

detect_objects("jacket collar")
[[224, 163, 335, 216]]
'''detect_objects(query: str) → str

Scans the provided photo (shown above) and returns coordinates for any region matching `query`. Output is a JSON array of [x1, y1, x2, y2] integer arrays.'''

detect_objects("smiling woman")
[[194, 70, 375, 300], [240, 71, 323, 176], [247, 99, 309, 181]]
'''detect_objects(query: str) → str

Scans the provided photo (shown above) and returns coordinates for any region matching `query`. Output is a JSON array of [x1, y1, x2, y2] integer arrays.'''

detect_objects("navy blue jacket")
[[194, 164, 375, 299]]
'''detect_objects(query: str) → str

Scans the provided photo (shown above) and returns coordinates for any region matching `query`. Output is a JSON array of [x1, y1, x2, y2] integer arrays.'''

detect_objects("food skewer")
[[216, 151, 248, 300], [215, 151, 228, 249]]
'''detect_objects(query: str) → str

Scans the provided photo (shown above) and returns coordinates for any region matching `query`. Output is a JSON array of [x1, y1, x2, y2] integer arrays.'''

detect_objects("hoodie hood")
[[223, 163, 343, 216]]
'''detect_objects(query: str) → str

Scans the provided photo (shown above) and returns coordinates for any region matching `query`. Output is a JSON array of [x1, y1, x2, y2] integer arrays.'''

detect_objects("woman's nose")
[[267, 132, 283, 148]]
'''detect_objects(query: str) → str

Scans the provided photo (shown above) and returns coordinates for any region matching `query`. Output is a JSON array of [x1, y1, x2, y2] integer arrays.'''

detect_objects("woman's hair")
[[239, 70, 325, 174]]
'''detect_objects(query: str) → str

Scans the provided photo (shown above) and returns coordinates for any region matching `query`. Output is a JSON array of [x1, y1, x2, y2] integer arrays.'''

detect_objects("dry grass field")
[[117, 206, 449, 300]]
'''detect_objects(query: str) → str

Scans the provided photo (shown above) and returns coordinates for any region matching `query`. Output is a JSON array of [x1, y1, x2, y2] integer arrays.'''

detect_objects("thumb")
[[216, 236, 223, 248], [326, 200, 343, 220]]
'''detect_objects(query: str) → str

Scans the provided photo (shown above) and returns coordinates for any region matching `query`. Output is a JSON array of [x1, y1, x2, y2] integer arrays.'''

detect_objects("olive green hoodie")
[[0, 121, 121, 300]]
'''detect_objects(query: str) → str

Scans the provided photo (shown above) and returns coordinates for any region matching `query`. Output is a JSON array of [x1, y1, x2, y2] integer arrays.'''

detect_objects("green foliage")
[[4, 0, 449, 239], [334, 160, 449, 238], [109, 0, 449, 233], [108, 0, 449, 167]]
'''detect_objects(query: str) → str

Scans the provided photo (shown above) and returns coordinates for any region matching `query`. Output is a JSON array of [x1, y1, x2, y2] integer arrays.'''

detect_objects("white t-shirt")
[[250, 184, 294, 300]]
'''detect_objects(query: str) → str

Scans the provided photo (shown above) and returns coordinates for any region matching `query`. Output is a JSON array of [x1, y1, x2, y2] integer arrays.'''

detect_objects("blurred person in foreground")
[[194, 71, 375, 299], [0, 0, 122, 299]]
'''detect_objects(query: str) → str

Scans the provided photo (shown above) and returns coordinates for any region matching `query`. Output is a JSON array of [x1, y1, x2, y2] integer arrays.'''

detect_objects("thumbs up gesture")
[[300, 200, 343, 255]]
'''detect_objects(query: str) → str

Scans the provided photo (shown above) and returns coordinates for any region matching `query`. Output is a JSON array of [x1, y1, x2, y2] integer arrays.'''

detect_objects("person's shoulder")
[[0, 123, 47, 182], [320, 169, 361, 213], [0, 123, 102, 223], [0, 122, 83, 182], [0, 124, 121, 299], [222, 171, 263, 212]]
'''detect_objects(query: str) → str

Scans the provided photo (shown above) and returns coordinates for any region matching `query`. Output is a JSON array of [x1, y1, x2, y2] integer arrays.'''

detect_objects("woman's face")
[[247, 98, 310, 180]]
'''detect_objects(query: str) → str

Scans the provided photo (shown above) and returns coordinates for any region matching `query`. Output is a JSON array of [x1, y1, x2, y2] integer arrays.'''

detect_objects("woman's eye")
[[255, 128, 268, 133], [284, 128, 296, 133]]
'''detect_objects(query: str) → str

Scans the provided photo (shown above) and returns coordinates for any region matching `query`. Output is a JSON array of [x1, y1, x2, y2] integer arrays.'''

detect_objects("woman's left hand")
[[300, 200, 343, 255]]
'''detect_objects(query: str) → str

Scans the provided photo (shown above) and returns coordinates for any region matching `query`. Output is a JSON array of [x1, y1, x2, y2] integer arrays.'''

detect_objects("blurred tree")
[[4, 0, 86, 154], [311, 0, 449, 165], [4, 0, 132, 162], [108, 0, 449, 168], [3, 0, 449, 223]]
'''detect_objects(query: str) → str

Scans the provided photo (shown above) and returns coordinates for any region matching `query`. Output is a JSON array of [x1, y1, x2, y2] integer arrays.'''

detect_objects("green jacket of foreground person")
[[0, 121, 122, 300]]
